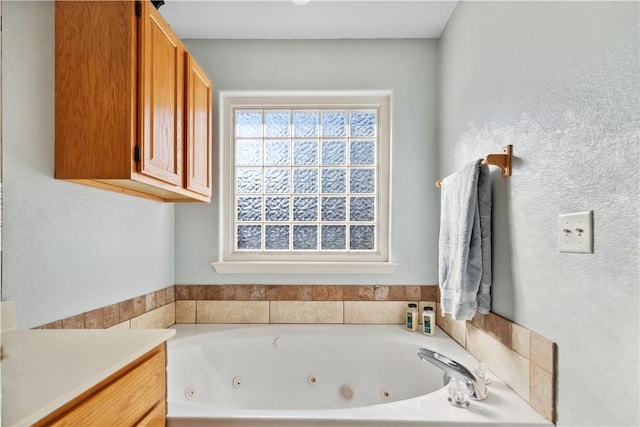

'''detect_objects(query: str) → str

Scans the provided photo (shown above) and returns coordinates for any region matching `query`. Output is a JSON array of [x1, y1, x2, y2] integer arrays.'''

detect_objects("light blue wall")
[[5, 4, 637, 424], [1, 1, 175, 328], [175, 39, 440, 284], [438, 2, 639, 425]]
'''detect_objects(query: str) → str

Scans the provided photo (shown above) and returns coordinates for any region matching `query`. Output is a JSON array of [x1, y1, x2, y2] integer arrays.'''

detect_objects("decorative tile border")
[[174, 284, 438, 302]]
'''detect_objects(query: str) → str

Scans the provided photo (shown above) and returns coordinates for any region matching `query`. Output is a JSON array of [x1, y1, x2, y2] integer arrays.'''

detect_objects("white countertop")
[[1, 328, 175, 427]]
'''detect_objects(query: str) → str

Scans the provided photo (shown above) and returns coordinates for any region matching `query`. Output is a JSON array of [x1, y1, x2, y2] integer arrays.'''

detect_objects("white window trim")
[[212, 91, 396, 274]]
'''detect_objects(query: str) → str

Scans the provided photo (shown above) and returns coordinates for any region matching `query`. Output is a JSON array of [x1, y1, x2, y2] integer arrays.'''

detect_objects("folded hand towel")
[[438, 160, 492, 320]]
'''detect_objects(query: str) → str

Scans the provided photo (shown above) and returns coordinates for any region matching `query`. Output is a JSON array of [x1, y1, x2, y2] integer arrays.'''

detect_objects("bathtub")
[[167, 324, 552, 427]]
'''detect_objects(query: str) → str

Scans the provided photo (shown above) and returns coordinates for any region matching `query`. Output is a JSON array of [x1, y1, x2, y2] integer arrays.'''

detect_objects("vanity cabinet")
[[33, 344, 167, 426], [55, 0, 212, 202]]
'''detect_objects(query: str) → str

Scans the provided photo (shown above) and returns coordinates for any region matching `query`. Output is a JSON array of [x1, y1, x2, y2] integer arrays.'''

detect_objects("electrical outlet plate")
[[558, 211, 594, 253]]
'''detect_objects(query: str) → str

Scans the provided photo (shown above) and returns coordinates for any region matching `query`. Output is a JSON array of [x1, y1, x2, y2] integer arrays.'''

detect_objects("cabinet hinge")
[[134, 146, 141, 162], [135, 1, 142, 17]]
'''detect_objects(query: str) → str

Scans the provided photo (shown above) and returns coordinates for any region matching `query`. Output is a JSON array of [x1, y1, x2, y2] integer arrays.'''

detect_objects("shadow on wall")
[[490, 171, 515, 320]]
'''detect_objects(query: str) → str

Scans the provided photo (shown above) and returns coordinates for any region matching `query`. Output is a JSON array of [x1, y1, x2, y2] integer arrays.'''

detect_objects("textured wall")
[[2, 2, 175, 328], [438, 2, 639, 425], [174, 39, 440, 285]]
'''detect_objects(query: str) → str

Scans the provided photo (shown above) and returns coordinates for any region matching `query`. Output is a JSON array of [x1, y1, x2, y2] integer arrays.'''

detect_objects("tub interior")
[[168, 325, 445, 410]]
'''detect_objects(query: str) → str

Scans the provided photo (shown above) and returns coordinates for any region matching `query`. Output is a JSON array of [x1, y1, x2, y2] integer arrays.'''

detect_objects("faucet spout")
[[417, 348, 488, 400]]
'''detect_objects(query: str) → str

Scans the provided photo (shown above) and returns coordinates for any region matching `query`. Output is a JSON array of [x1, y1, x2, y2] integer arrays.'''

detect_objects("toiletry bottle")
[[406, 303, 418, 332], [422, 306, 435, 336]]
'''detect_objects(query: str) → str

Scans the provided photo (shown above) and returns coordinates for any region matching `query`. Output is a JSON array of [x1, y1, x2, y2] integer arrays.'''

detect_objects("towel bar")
[[436, 145, 512, 188]]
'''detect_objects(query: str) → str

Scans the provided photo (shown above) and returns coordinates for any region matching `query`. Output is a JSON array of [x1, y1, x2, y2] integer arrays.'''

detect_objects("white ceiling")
[[158, 1, 458, 40]]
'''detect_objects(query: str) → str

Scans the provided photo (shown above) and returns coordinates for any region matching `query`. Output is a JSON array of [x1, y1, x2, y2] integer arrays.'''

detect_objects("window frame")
[[213, 91, 396, 274]]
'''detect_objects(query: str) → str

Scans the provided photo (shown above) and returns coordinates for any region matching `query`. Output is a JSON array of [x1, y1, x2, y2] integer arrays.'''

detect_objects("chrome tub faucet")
[[417, 348, 489, 401]]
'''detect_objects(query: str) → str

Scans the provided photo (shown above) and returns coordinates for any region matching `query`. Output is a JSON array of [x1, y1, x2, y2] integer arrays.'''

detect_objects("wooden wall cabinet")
[[185, 54, 213, 197], [33, 344, 167, 427], [55, 0, 212, 202]]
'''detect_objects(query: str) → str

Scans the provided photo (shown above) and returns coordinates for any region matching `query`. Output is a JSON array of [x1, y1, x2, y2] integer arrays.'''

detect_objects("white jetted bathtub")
[[167, 324, 552, 426]]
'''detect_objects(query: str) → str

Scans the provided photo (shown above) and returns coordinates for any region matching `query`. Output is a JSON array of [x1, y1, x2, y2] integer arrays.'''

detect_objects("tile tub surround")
[[30, 284, 555, 422], [32, 285, 436, 329], [174, 284, 439, 324], [34, 286, 176, 330], [436, 303, 557, 423]]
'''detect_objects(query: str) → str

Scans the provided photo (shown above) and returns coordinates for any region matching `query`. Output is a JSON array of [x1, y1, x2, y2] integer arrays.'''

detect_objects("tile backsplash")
[[33, 283, 555, 423], [36, 286, 176, 330], [174, 284, 438, 324], [437, 303, 556, 423]]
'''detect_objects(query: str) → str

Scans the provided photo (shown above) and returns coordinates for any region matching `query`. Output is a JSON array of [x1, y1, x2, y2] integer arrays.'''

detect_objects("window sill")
[[211, 261, 397, 274]]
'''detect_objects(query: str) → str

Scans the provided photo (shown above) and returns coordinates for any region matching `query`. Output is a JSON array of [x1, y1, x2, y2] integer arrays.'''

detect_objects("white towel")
[[438, 160, 492, 320]]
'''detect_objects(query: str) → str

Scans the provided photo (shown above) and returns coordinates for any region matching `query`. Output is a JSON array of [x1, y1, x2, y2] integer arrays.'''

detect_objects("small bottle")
[[422, 306, 435, 336], [406, 303, 418, 332]]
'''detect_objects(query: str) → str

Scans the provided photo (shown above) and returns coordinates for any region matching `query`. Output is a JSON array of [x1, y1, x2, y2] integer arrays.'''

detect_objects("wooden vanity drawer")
[[136, 400, 166, 427], [34, 344, 166, 426]]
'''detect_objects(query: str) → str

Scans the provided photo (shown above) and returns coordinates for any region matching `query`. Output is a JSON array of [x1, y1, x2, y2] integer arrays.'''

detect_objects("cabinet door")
[[55, 0, 137, 180], [138, 1, 184, 186], [185, 54, 213, 197]]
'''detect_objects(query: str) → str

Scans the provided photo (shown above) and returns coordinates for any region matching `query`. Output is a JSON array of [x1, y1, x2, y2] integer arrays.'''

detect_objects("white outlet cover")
[[558, 211, 594, 253]]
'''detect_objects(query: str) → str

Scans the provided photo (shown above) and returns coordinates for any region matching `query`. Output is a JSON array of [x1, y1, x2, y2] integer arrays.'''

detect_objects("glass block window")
[[220, 94, 391, 266]]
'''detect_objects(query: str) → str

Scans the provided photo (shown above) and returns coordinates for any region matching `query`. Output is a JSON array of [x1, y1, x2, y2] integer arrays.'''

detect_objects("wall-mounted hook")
[[481, 145, 512, 177]]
